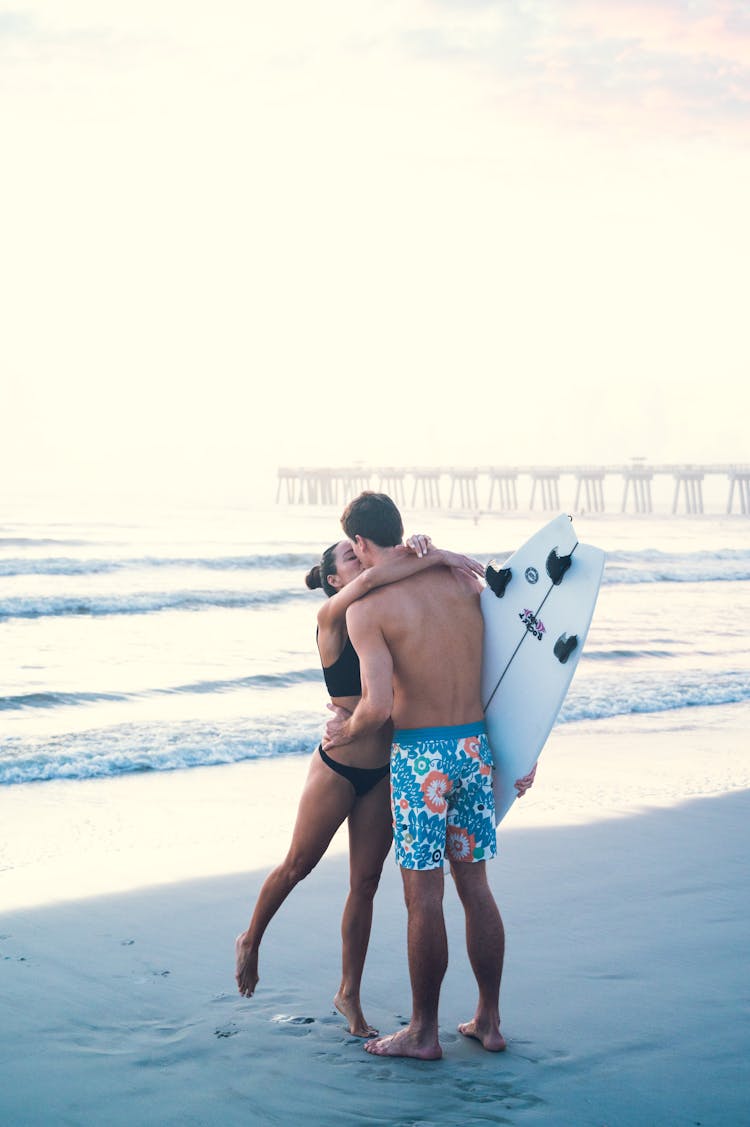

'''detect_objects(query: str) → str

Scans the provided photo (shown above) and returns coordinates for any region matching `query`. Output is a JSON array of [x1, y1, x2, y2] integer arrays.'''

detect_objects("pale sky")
[[2, 0, 748, 504]]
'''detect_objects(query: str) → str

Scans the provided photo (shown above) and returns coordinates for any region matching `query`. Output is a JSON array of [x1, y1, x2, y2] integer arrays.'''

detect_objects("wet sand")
[[2, 704, 749, 1126]]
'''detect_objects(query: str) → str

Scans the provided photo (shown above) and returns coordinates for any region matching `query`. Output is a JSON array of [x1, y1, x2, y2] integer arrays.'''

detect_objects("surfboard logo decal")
[[519, 609, 546, 640], [524, 566, 539, 584]]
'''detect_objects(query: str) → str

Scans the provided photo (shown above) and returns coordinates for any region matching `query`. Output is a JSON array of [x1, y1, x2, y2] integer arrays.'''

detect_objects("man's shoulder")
[[345, 589, 388, 626], [345, 579, 406, 628]]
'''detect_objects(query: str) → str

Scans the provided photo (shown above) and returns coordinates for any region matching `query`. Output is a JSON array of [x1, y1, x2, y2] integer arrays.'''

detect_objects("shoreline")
[[2, 700, 749, 911]]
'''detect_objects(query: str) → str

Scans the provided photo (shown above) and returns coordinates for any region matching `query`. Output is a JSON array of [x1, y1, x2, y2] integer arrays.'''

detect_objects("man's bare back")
[[344, 564, 484, 731]]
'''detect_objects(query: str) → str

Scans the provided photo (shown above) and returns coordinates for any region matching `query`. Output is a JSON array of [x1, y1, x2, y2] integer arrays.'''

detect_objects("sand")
[[2, 703, 749, 1126]]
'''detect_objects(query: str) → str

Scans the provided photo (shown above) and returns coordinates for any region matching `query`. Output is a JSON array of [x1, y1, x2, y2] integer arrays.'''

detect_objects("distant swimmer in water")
[[235, 530, 485, 1036]]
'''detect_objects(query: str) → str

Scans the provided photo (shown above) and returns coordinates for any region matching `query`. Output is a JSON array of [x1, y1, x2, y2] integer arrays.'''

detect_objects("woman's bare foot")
[[334, 991, 378, 1037], [235, 933, 259, 997], [364, 1027, 442, 1060], [457, 1018, 507, 1052]]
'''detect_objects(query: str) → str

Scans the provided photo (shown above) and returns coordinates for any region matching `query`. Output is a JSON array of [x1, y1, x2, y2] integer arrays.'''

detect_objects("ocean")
[[2, 498, 750, 787]]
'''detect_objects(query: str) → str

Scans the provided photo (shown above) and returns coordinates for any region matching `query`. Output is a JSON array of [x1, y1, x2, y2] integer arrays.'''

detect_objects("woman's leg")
[[334, 774, 393, 1035], [235, 750, 355, 997]]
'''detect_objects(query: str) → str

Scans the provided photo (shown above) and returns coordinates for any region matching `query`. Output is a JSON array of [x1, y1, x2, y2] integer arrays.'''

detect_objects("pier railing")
[[276, 464, 750, 515]]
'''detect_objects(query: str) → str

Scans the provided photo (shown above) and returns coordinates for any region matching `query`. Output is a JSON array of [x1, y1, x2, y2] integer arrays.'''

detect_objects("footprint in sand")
[[510, 1042, 569, 1065], [461, 1078, 545, 1113]]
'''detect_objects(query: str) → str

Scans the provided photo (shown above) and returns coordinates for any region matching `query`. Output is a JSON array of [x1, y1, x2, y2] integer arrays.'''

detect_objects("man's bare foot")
[[364, 1027, 442, 1060], [334, 991, 378, 1037], [457, 1018, 507, 1052], [235, 933, 259, 997]]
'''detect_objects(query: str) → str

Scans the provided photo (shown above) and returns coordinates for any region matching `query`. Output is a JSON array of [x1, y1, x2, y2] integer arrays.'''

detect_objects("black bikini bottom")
[[318, 745, 390, 798]]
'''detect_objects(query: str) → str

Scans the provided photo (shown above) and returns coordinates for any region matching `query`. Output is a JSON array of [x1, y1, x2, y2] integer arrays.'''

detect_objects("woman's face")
[[329, 540, 363, 589]]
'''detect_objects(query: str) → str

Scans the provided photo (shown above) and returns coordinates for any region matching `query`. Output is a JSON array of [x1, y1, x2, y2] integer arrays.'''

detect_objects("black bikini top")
[[318, 631, 362, 697]]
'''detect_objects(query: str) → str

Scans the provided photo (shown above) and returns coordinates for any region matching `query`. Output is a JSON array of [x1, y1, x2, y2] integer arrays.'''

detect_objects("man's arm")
[[322, 600, 394, 750]]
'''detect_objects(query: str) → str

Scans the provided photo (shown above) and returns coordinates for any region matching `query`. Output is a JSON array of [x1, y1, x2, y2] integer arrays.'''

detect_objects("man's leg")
[[450, 860, 506, 1051], [365, 867, 446, 1059]]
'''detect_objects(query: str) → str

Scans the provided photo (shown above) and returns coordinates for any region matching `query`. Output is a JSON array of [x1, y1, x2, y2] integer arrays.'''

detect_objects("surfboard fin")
[[554, 633, 578, 664], [486, 564, 512, 598], [546, 548, 573, 585]]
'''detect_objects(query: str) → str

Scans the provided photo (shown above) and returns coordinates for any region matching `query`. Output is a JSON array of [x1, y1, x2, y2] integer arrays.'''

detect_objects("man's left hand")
[[322, 703, 352, 750], [514, 762, 537, 797]]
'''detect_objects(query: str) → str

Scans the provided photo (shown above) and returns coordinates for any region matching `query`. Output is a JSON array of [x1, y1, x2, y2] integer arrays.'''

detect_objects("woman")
[[235, 535, 484, 1036]]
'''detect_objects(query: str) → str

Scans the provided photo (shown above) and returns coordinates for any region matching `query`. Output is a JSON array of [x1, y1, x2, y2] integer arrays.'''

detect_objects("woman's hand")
[[405, 533, 433, 558], [405, 535, 484, 580], [439, 549, 486, 579]]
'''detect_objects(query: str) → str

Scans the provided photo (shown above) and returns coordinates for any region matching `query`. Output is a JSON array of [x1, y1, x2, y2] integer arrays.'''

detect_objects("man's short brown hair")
[[340, 492, 404, 547]]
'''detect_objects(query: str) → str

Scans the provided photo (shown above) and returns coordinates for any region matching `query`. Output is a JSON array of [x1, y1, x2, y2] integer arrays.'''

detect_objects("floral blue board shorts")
[[390, 722, 497, 871]]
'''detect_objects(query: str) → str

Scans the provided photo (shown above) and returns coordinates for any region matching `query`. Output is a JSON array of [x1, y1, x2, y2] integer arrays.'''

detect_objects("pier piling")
[[672, 469, 704, 515], [448, 470, 479, 510], [621, 467, 654, 514], [487, 470, 519, 511], [377, 469, 406, 507], [529, 471, 561, 511], [411, 470, 442, 509], [727, 468, 750, 515], [574, 470, 606, 513]]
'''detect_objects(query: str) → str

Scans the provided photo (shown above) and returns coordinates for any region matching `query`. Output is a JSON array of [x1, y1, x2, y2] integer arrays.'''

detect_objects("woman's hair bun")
[[305, 564, 323, 590]]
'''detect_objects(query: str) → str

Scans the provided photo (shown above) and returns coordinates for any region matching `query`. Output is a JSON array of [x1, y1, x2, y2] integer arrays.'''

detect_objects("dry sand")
[[2, 703, 749, 1126]]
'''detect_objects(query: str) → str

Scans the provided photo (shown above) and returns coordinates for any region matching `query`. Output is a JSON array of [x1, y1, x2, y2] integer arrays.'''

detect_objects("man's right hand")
[[322, 702, 352, 751]]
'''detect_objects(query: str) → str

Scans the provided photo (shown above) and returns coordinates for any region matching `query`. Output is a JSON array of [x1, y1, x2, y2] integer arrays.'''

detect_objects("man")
[[323, 491, 523, 1060]]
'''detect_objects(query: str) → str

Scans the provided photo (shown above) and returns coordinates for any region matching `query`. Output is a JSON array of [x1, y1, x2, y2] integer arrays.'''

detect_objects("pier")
[[276, 464, 750, 515]]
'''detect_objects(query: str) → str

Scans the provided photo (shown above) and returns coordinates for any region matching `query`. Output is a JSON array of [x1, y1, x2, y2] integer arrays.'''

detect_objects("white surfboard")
[[480, 514, 605, 825]]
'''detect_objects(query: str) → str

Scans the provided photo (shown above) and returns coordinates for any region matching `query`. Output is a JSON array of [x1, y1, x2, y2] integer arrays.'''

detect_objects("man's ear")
[[353, 534, 368, 553]]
